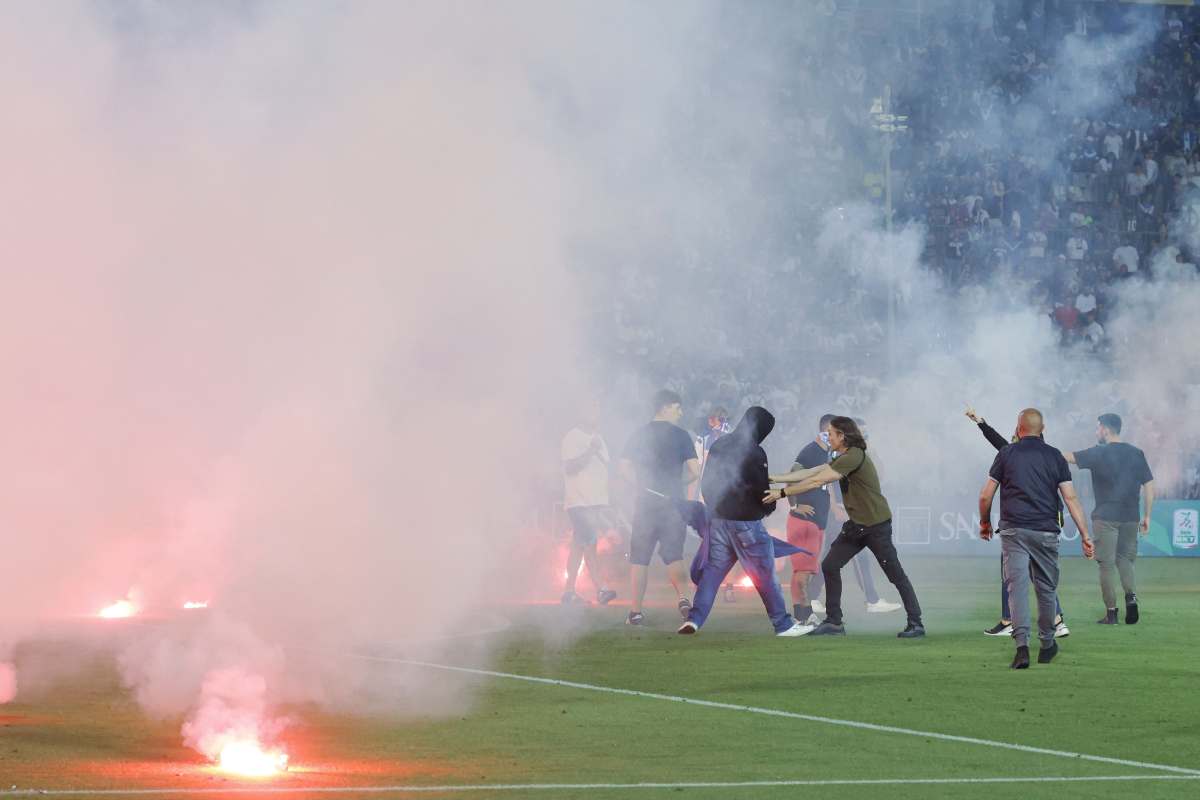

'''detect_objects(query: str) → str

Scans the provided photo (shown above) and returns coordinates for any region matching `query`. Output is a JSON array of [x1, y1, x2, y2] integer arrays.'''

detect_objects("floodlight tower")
[[870, 85, 908, 378]]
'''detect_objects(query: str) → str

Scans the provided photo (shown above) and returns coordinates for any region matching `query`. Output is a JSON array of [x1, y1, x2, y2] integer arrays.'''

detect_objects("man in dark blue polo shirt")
[[978, 409, 1095, 669]]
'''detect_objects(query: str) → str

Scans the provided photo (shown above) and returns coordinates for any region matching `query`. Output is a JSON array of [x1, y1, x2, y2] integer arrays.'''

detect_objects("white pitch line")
[[3, 775, 1199, 796], [356, 656, 1200, 777]]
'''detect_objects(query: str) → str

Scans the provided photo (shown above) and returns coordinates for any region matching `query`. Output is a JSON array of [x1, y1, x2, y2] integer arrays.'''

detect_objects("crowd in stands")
[[889, 0, 1200, 350], [595, 1, 1200, 498]]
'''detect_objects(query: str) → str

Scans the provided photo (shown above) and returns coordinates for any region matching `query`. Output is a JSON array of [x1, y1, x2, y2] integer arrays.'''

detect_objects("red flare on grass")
[[98, 599, 138, 618], [216, 738, 289, 777]]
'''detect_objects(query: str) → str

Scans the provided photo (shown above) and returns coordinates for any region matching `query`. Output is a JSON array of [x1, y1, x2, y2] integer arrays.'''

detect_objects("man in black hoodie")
[[678, 407, 812, 637]]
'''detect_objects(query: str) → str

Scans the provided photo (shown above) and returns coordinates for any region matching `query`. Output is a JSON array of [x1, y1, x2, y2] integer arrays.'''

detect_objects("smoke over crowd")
[[1, 0, 1197, 768]]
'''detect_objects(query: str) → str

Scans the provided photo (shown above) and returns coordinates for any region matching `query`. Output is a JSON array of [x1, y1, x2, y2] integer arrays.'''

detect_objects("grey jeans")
[[1093, 518, 1138, 609], [1000, 528, 1060, 648]]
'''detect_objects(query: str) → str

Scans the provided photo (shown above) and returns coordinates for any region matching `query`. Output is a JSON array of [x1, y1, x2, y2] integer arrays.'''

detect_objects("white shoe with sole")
[[777, 622, 816, 637], [677, 621, 698, 634], [1054, 621, 1070, 638], [866, 599, 902, 613]]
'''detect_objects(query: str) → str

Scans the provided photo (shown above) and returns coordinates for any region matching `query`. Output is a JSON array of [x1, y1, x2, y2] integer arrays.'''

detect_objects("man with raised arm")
[[978, 409, 1095, 670]]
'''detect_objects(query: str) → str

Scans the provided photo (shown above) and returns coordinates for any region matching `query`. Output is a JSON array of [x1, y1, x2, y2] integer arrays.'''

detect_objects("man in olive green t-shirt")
[[766, 416, 924, 638]]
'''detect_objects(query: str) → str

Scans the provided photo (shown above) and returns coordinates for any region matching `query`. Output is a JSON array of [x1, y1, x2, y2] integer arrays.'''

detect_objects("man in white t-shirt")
[[561, 399, 617, 605], [1112, 244, 1139, 274]]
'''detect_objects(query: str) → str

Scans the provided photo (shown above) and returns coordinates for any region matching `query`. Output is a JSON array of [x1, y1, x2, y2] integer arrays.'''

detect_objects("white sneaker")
[[1054, 621, 1070, 638], [866, 599, 902, 613], [805, 612, 821, 626], [777, 622, 816, 637], [811, 599, 825, 615], [677, 621, 698, 634]]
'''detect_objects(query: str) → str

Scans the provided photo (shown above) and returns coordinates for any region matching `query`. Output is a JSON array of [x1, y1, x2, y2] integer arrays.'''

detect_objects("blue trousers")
[[1000, 558, 1063, 620], [689, 518, 795, 633]]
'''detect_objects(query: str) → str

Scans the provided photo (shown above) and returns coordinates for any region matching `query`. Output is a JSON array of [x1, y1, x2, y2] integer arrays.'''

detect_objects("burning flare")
[[737, 575, 755, 588], [98, 599, 138, 618], [183, 601, 209, 609], [216, 738, 289, 777]]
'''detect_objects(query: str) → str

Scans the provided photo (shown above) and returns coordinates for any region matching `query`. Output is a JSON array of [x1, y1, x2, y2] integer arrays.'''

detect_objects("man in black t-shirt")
[[1065, 413, 1155, 625], [618, 390, 701, 626]]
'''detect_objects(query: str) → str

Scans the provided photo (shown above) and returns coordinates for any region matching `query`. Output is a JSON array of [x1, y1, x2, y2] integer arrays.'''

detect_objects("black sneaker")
[[808, 620, 846, 636], [1011, 645, 1030, 670], [1097, 609, 1118, 625], [1125, 593, 1139, 625], [625, 611, 645, 626], [597, 588, 617, 606], [897, 623, 925, 639], [678, 597, 692, 620], [983, 621, 1013, 637], [1037, 641, 1059, 664], [677, 620, 698, 634]]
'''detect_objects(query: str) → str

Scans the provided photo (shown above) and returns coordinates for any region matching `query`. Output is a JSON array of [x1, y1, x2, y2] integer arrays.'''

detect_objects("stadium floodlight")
[[868, 84, 911, 379]]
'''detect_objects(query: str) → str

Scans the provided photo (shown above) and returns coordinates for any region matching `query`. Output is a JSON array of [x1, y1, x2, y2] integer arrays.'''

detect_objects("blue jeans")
[[689, 519, 795, 633]]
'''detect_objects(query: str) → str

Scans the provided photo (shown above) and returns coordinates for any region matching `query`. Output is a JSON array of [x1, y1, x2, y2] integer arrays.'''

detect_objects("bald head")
[[1017, 408, 1044, 437]]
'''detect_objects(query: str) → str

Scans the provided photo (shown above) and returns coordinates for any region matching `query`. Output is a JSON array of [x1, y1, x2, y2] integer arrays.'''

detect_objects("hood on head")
[[735, 406, 775, 444]]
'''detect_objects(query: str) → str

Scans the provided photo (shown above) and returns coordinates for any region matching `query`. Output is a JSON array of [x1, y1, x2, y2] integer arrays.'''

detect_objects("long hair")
[[829, 416, 867, 451]]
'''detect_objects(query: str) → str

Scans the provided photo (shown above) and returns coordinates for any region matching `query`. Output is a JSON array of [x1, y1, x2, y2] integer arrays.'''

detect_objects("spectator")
[[1113, 242, 1140, 273]]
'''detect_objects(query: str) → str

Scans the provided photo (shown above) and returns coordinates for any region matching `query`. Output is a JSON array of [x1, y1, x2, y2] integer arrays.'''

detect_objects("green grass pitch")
[[1, 557, 1197, 799]]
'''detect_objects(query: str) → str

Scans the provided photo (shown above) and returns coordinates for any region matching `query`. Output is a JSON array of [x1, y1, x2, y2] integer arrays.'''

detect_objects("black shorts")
[[567, 506, 609, 545], [629, 500, 686, 566]]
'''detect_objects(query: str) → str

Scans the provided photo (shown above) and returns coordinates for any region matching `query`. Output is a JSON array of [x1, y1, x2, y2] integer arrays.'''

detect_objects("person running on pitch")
[[765, 416, 925, 638], [678, 406, 812, 636], [965, 407, 1069, 639]]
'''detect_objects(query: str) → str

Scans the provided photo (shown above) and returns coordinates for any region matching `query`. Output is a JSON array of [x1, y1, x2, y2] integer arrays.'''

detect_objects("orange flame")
[[98, 599, 138, 619], [216, 739, 288, 777], [737, 575, 754, 588]]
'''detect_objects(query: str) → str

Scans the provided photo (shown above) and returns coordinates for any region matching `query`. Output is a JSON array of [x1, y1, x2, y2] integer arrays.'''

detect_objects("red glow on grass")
[[216, 738, 289, 777], [98, 599, 138, 619]]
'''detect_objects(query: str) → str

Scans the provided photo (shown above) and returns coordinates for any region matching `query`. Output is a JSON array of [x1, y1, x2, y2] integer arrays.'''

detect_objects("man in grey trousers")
[[1064, 413, 1155, 625], [977, 409, 1095, 669]]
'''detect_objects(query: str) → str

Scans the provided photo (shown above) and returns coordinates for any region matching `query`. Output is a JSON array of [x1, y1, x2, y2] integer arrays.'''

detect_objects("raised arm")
[[966, 407, 1009, 451], [978, 421, 1008, 452], [1059, 481, 1095, 558]]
